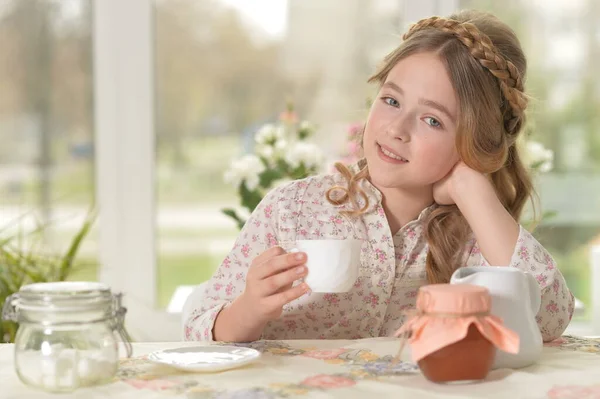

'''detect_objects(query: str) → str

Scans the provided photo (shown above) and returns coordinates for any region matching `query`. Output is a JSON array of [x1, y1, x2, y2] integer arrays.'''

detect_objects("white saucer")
[[147, 346, 261, 372]]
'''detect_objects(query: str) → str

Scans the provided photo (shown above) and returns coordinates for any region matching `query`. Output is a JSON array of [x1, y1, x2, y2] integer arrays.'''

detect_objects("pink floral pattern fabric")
[[108, 336, 598, 397], [184, 170, 574, 342]]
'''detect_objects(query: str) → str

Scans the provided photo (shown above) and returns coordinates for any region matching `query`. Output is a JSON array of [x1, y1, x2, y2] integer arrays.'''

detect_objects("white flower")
[[299, 121, 313, 131], [524, 140, 553, 173], [256, 139, 287, 164], [256, 145, 275, 161], [223, 154, 265, 191], [537, 158, 553, 173], [275, 139, 288, 152], [297, 120, 315, 138], [255, 124, 286, 146], [285, 142, 324, 169]]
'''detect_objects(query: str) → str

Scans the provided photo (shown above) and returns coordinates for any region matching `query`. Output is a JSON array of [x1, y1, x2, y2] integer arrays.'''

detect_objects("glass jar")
[[2, 281, 132, 393], [395, 284, 519, 384]]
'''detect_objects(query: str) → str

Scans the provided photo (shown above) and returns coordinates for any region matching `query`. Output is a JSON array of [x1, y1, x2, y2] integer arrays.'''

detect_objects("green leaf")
[[0, 206, 96, 342], [290, 163, 309, 180], [58, 208, 96, 281], [239, 182, 264, 214], [541, 210, 558, 220], [221, 208, 247, 230], [258, 168, 283, 189], [275, 158, 291, 174], [297, 126, 312, 140], [530, 160, 547, 170]]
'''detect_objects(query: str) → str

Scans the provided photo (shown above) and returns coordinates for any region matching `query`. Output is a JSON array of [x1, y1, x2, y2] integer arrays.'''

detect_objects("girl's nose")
[[386, 112, 412, 142]]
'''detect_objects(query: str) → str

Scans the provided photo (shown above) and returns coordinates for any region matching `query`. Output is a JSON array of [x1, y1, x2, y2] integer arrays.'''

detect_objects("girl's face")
[[363, 52, 460, 193]]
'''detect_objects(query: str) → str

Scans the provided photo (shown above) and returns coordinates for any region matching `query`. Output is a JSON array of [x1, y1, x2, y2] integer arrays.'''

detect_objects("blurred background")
[[0, 0, 599, 340]]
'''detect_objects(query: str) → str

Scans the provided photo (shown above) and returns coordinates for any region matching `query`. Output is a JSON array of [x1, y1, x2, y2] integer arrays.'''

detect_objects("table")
[[1, 335, 599, 398]]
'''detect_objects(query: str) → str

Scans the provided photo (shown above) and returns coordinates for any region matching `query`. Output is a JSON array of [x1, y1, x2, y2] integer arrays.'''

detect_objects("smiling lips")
[[377, 143, 409, 164]]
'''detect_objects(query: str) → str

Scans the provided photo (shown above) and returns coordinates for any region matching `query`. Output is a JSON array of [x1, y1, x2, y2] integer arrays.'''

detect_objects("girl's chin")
[[367, 171, 405, 189], [367, 170, 436, 192]]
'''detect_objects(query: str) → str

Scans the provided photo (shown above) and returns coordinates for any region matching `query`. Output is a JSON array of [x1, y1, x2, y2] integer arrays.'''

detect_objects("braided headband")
[[403, 16, 526, 134]]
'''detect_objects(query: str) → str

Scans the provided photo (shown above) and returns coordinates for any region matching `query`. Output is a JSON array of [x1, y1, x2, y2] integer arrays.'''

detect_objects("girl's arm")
[[445, 163, 520, 266], [183, 185, 284, 341], [449, 165, 574, 341]]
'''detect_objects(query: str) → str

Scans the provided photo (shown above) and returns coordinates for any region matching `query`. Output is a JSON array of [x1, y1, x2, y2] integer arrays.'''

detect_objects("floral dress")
[[184, 170, 574, 342]]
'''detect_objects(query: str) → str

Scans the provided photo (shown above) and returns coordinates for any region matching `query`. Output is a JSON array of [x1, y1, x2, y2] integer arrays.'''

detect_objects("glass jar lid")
[[12, 281, 113, 313], [2, 281, 133, 357]]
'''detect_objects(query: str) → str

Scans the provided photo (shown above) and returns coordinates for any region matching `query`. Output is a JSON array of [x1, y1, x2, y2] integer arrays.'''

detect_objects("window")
[[0, 0, 96, 281], [93, 0, 599, 340]]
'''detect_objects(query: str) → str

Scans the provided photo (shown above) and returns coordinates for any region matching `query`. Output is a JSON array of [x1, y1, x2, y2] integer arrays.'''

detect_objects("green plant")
[[0, 208, 96, 343], [222, 103, 325, 229]]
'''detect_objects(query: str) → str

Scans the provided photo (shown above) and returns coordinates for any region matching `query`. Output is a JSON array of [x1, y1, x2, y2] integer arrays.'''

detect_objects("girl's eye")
[[424, 117, 442, 129], [382, 97, 399, 107]]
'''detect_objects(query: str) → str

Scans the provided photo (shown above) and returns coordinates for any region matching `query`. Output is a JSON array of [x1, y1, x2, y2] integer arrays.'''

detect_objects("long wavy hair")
[[326, 10, 535, 284]]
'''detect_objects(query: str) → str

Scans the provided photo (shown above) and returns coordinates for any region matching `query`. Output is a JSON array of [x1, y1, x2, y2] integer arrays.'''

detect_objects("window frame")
[[93, 0, 596, 340], [93, 0, 179, 340]]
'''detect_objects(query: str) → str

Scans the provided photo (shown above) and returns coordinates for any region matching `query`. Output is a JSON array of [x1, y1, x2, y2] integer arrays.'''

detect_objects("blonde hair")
[[326, 10, 535, 284]]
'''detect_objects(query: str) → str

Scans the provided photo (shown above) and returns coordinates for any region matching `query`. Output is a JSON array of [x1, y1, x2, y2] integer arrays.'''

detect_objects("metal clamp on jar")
[[2, 281, 133, 393]]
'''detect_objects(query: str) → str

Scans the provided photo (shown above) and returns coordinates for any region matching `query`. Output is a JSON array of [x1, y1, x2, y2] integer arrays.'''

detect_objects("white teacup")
[[292, 239, 362, 293]]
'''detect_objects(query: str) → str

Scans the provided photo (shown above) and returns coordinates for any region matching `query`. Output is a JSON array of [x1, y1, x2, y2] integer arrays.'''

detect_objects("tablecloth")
[[1, 335, 599, 398]]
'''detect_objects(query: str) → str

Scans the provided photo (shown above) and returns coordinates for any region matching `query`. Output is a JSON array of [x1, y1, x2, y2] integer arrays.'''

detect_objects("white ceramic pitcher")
[[450, 266, 543, 369]]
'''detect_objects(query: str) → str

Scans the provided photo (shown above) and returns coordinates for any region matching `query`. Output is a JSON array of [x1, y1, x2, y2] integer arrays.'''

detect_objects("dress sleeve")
[[183, 186, 283, 341]]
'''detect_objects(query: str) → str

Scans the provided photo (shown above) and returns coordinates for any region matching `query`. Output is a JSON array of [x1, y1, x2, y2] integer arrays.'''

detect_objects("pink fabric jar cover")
[[395, 284, 520, 362]]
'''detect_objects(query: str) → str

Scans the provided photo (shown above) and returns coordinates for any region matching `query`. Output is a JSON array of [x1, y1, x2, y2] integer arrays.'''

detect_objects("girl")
[[185, 9, 574, 343]]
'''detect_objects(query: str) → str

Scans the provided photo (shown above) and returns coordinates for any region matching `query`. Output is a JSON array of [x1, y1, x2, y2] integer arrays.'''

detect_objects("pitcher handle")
[[525, 272, 542, 315]]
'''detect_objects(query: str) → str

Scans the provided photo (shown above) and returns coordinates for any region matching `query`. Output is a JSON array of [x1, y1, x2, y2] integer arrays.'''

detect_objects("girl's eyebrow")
[[382, 81, 456, 124]]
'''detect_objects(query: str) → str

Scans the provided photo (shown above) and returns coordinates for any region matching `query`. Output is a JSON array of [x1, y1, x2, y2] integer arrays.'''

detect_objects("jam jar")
[[395, 284, 519, 383], [2, 281, 133, 393]]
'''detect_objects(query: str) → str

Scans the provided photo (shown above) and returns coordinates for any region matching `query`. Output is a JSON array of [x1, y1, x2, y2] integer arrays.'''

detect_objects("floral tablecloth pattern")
[[1, 335, 599, 399]]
